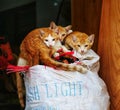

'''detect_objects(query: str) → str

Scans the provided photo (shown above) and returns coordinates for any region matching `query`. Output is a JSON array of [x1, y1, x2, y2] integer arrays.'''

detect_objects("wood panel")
[[98, 0, 120, 109], [71, 0, 102, 51]]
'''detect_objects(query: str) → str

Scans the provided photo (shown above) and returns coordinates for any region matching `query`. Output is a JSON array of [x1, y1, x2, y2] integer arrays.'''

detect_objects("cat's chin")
[[80, 51, 88, 55], [48, 45, 53, 49]]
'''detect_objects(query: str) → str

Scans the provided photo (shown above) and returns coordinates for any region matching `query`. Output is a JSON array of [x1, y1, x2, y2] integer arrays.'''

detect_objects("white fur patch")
[[44, 34, 56, 47], [17, 57, 27, 66]]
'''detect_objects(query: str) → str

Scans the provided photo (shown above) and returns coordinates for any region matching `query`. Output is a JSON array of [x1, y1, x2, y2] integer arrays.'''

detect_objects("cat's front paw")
[[76, 65, 87, 73], [81, 67, 87, 73]]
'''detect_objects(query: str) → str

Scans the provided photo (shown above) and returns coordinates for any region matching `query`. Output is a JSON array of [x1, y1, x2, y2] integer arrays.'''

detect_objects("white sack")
[[24, 65, 110, 110]]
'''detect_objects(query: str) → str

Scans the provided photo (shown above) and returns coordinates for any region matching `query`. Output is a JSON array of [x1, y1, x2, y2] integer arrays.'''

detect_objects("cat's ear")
[[88, 34, 95, 44], [49, 21, 59, 34], [65, 25, 73, 34], [65, 25, 72, 31], [49, 21, 57, 29], [39, 30, 45, 36]]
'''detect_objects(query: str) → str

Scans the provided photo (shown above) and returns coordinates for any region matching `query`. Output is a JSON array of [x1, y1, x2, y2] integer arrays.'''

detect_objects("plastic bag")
[[24, 65, 110, 110]]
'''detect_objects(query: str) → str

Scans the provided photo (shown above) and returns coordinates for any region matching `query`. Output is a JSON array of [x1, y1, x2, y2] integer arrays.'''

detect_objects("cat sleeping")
[[16, 23, 87, 108]]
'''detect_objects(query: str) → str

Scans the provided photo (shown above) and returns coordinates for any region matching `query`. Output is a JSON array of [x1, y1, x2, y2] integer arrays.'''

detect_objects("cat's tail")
[[43, 57, 87, 73], [16, 72, 25, 108], [16, 57, 27, 108]]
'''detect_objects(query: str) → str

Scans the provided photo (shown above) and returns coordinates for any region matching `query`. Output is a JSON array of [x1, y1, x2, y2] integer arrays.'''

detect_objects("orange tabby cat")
[[16, 22, 73, 108], [49, 21, 72, 57], [16, 28, 87, 108], [49, 21, 72, 41], [63, 31, 95, 55]]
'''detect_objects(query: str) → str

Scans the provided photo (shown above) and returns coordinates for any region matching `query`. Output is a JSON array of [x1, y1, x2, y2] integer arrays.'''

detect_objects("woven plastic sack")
[[24, 64, 110, 110]]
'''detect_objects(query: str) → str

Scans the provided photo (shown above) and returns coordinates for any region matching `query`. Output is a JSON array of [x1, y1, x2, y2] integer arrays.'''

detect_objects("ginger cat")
[[49, 21, 72, 41], [63, 31, 100, 74], [16, 27, 87, 108], [49, 21, 72, 57], [63, 31, 95, 59]]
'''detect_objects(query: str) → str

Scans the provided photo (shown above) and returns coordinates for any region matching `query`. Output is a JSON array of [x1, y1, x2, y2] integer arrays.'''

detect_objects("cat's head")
[[39, 28, 59, 47], [49, 21, 72, 41], [71, 32, 95, 54]]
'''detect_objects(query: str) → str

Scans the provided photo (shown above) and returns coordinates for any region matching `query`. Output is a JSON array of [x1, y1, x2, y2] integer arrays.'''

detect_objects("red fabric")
[[0, 36, 14, 70], [54, 51, 74, 60], [0, 42, 13, 61], [54, 50, 78, 64], [7, 64, 30, 74]]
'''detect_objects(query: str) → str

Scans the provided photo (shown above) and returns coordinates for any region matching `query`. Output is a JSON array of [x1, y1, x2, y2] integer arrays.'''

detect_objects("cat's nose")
[[81, 50, 84, 53]]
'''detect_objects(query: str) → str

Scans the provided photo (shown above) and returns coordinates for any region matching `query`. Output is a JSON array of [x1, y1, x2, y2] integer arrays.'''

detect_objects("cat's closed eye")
[[77, 45, 81, 47]]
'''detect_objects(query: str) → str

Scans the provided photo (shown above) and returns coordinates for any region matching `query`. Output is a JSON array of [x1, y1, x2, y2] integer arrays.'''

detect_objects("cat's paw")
[[76, 65, 87, 73], [81, 67, 87, 73]]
